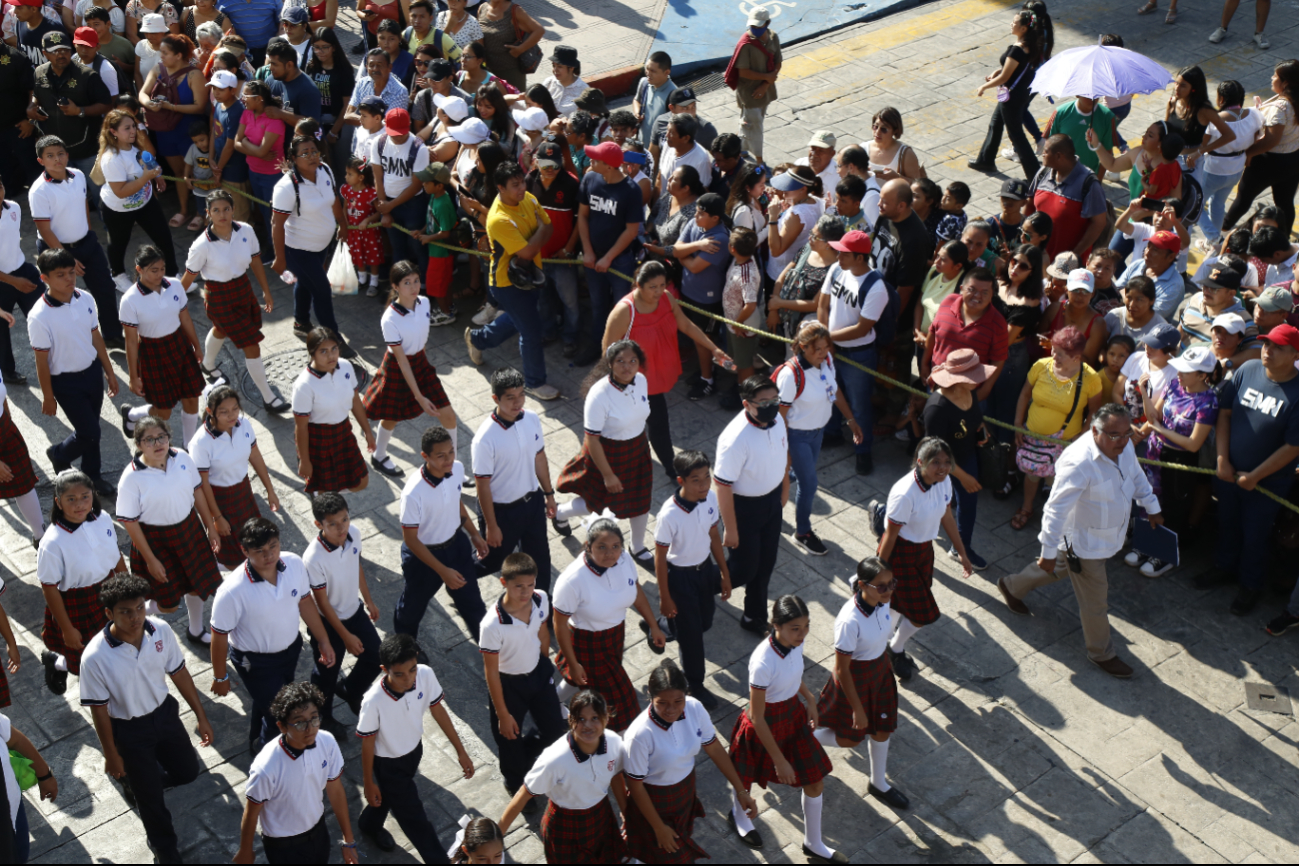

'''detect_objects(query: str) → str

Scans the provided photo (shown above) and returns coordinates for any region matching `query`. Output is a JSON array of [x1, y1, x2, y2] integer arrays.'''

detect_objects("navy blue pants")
[[492, 657, 567, 790], [394, 535, 486, 643], [36, 231, 121, 342], [229, 633, 303, 748], [358, 744, 449, 864], [286, 244, 340, 335], [727, 487, 783, 624], [110, 695, 200, 861], [49, 361, 106, 479], [474, 491, 552, 595], [0, 262, 40, 376], [263, 816, 328, 864], [1213, 476, 1288, 591], [310, 605, 382, 720], [667, 559, 720, 689], [385, 193, 429, 279], [584, 250, 635, 348]]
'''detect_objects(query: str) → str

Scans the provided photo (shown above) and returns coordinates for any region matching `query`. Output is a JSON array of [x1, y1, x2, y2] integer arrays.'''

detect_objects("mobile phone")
[[1139, 197, 1161, 210], [57, 97, 70, 107]]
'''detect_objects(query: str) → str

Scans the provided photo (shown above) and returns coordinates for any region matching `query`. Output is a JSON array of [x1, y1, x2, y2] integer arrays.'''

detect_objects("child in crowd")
[[622, 142, 652, 207], [341, 156, 385, 298], [936, 181, 971, 244], [352, 96, 387, 161], [181, 120, 215, 233], [449, 817, 505, 864], [834, 175, 869, 233], [608, 109, 638, 145], [563, 110, 597, 177], [986, 178, 1029, 257], [722, 227, 763, 389], [1101, 334, 1136, 400], [413, 161, 457, 323]]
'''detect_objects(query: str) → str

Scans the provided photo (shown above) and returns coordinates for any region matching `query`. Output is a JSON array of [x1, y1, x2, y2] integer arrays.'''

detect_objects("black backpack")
[[870, 272, 901, 348]]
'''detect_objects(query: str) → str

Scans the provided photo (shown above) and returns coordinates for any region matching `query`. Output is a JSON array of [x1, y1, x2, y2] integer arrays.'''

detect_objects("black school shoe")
[[869, 783, 910, 809], [361, 825, 397, 853], [887, 647, 916, 681], [727, 811, 763, 849], [1230, 587, 1261, 616], [41, 651, 67, 695], [46, 444, 71, 474]]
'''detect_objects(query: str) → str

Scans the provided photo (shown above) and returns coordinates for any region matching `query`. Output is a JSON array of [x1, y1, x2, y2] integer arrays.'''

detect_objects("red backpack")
[[770, 359, 805, 400]]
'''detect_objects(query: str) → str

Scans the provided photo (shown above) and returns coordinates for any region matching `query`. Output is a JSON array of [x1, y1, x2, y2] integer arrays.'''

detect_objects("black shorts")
[[682, 299, 723, 337]]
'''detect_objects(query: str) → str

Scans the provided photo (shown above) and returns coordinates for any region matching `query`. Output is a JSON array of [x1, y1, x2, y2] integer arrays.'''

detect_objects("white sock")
[[370, 273, 380, 285], [374, 425, 394, 462], [15, 489, 44, 539], [245, 356, 276, 403], [701, 376, 713, 385], [732, 793, 756, 835], [868, 738, 891, 791], [447, 422, 457, 463], [182, 412, 199, 444], [802, 792, 833, 858], [128, 405, 152, 423], [53, 654, 68, 673], [556, 497, 590, 522], [185, 594, 205, 636], [629, 512, 649, 554], [889, 617, 921, 654], [203, 329, 224, 370], [145, 599, 160, 616], [555, 677, 578, 706], [813, 726, 838, 748]]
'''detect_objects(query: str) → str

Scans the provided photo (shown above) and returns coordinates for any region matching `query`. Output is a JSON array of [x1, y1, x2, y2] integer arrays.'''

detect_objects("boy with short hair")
[[721, 226, 763, 401], [936, 181, 971, 243], [371, 106, 430, 280], [352, 96, 386, 161], [675, 191, 732, 401], [834, 175, 869, 233], [608, 109, 639, 145], [208, 69, 254, 224], [986, 178, 1029, 257], [413, 161, 457, 324], [182, 120, 215, 230]]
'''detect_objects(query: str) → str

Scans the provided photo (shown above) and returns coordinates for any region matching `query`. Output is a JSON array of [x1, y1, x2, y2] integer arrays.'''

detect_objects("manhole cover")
[[204, 346, 370, 410], [1244, 683, 1293, 715]]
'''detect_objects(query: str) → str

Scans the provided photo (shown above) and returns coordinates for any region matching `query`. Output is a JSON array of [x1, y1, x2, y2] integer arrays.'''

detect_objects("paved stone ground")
[[1, 0, 1297, 862]]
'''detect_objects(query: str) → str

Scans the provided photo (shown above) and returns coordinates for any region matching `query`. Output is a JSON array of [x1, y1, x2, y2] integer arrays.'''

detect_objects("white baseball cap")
[[449, 117, 490, 145], [747, 6, 771, 26], [1169, 345, 1217, 374], [433, 93, 469, 123], [1211, 312, 1248, 335], [1066, 268, 1095, 293], [140, 13, 168, 33], [512, 106, 548, 133], [206, 70, 238, 90]]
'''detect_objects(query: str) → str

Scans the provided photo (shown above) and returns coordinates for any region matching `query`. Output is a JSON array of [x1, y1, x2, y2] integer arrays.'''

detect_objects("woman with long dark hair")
[[1166, 65, 1236, 164], [1223, 61, 1299, 239], [969, 7, 1043, 179], [475, 83, 517, 156], [309, 28, 356, 169], [990, 243, 1046, 446]]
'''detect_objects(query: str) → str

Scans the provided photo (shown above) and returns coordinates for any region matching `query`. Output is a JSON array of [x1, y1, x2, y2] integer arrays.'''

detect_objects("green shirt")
[[1048, 100, 1115, 174], [425, 191, 457, 259], [99, 34, 136, 75]]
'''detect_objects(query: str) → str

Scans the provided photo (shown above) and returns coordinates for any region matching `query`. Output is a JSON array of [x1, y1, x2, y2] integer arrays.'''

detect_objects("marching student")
[[303, 493, 381, 737], [553, 518, 666, 733], [479, 552, 566, 802], [116, 246, 206, 445], [356, 633, 475, 860], [189, 385, 282, 570], [180, 189, 290, 413], [0, 573, 18, 710], [448, 817, 505, 864], [0, 708, 58, 862], [236, 682, 359, 865], [499, 690, 630, 864], [653, 450, 731, 710], [361, 259, 458, 479], [210, 518, 338, 753], [394, 425, 489, 643], [37, 470, 125, 697], [79, 573, 215, 864], [623, 658, 757, 865], [0, 348, 46, 545], [715, 375, 791, 636], [727, 595, 843, 865], [291, 327, 374, 494], [812, 556, 909, 811], [0, 176, 42, 387], [28, 248, 120, 497], [117, 416, 223, 645]]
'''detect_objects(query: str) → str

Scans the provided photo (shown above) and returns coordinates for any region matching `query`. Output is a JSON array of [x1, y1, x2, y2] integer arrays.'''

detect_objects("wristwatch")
[[77, 106, 84, 117]]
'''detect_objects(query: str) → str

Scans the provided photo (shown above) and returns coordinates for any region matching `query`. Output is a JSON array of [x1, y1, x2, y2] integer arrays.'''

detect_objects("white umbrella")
[[1030, 43, 1173, 99]]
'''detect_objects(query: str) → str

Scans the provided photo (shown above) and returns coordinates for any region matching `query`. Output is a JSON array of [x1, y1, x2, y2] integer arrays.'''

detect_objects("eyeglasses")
[[141, 434, 170, 447], [287, 715, 322, 732], [297, 150, 321, 160], [867, 578, 898, 592], [1010, 259, 1029, 270], [751, 399, 780, 409], [1097, 430, 1128, 441]]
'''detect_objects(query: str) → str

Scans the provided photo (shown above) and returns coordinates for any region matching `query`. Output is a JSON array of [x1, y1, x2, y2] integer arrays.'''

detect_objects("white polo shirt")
[[27, 289, 99, 376], [245, 732, 344, 839], [291, 360, 359, 425], [37, 510, 121, 591], [834, 594, 892, 662], [885, 469, 953, 544], [188, 418, 256, 488], [583, 373, 650, 441], [303, 531, 364, 621], [471, 411, 544, 504], [714, 412, 788, 497], [381, 296, 432, 355], [623, 698, 716, 787], [355, 665, 444, 759], [0, 714, 18, 830], [184, 223, 260, 283], [0, 201, 24, 273], [118, 278, 186, 339], [28, 169, 91, 242], [79, 618, 185, 720], [819, 264, 889, 348], [400, 462, 464, 547], [748, 635, 805, 703], [116, 449, 201, 526], [369, 132, 430, 199], [552, 553, 638, 633], [479, 590, 549, 676], [211, 555, 310, 654], [524, 732, 625, 810], [271, 167, 340, 253], [653, 491, 718, 568], [776, 356, 839, 432]]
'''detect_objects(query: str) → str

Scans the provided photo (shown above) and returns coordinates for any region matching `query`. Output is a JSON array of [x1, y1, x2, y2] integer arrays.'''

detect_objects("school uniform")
[[654, 491, 722, 692], [525, 732, 629, 864], [552, 553, 641, 733], [361, 297, 450, 421], [184, 222, 265, 348], [79, 617, 200, 862], [355, 666, 447, 865], [714, 411, 789, 625], [555, 373, 653, 519], [211, 554, 310, 749], [884, 469, 953, 628], [245, 731, 345, 864], [0, 199, 42, 378], [0, 577, 11, 708], [290, 359, 368, 493], [116, 449, 223, 610], [303, 531, 380, 720], [478, 590, 566, 791], [118, 277, 205, 410], [188, 417, 264, 569], [623, 699, 716, 864], [27, 288, 108, 479], [0, 378, 37, 501], [37, 510, 121, 673], [470, 410, 551, 591], [816, 595, 897, 744], [271, 166, 343, 337]]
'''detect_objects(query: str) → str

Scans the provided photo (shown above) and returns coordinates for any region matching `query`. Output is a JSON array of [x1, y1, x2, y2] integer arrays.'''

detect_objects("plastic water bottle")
[[282, 270, 297, 285], [141, 151, 157, 169]]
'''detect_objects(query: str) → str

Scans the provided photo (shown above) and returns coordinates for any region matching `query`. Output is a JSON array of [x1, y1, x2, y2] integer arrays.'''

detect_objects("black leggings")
[[1222, 148, 1299, 239], [100, 196, 179, 278], [975, 85, 1041, 180], [647, 393, 676, 479]]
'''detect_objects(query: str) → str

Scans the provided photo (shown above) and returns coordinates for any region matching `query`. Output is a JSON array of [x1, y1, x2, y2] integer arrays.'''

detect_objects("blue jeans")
[[1111, 101, 1132, 153], [584, 250, 636, 346], [285, 243, 340, 334], [540, 262, 580, 344], [1213, 476, 1286, 591], [386, 193, 429, 278], [952, 450, 979, 549], [471, 281, 548, 388], [788, 426, 823, 536], [248, 170, 279, 236], [1196, 167, 1245, 243], [827, 343, 878, 457]]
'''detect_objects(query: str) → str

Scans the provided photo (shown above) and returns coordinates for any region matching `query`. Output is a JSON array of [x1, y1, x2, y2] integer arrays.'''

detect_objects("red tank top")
[[308, 0, 328, 20], [619, 293, 681, 396]]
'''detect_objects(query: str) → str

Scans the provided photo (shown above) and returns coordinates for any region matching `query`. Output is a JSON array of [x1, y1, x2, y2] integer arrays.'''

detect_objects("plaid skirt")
[[204, 274, 264, 349], [305, 420, 369, 493], [816, 655, 897, 744], [887, 537, 940, 627], [624, 771, 709, 864], [728, 696, 832, 790], [0, 666, 8, 708], [554, 622, 639, 733], [0, 409, 37, 499], [556, 433, 653, 519], [362, 350, 450, 422], [212, 477, 263, 568], [42, 580, 109, 674], [139, 329, 206, 409], [541, 798, 628, 865], [129, 511, 224, 609]]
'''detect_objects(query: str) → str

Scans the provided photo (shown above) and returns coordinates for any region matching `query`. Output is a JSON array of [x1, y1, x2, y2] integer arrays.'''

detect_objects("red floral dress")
[[341, 184, 384, 267]]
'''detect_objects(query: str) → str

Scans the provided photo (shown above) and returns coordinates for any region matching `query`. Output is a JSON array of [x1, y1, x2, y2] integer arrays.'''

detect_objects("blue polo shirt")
[[212, 99, 248, 183], [217, 0, 278, 51], [1117, 257, 1186, 323], [679, 220, 731, 305]]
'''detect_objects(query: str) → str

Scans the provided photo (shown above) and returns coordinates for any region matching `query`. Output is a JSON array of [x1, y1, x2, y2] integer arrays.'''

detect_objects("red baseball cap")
[[1260, 323, 1299, 350], [12, 0, 43, 7], [1149, 230, 1181, 254], [383, 108, 410, 137], [828, 230, 873, 255], [73, 26, 98, 47], [584, 141, 624, 168]]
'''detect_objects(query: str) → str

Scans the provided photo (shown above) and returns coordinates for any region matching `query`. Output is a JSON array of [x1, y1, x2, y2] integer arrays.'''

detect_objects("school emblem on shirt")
[[155, 640, 163, 653], [291, 589, 298, 597], [607, 760, 615, 772], [418, 691, 423, 700]]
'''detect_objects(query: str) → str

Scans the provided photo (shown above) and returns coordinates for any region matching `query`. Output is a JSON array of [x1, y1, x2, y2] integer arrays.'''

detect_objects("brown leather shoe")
[[998, 577, 1030, 616], [1091, 656, 1133, 678]]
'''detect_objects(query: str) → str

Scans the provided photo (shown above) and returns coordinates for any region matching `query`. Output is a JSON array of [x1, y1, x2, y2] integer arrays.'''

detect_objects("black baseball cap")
[[534, 141, 563, 170], [696, 192, 725, 218], [668, 86, 697, 107], [428, 58, 454, 81], [1000, 178, 1029, 201]]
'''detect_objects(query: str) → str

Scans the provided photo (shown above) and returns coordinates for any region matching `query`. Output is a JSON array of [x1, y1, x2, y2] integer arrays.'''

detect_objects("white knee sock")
[[53, 654, 68, 672], [555, 676, 579, 706], [629, 512, 649, 554], [203, 329, 224, 370], [374, 425, 394, 462], [732, 793, 756, 835], [184, 594, 205, 637], [889, 617, 921, 654], [128, 405, 152, 423], [245, 357, 276, 403], [15, 489, 44, 539], [802, 792, 833, 858], [182, 412, 199, 444], [145, 599, 160, 616], [868, 738, 891, 791], [555, 497, 590, 522], [447, 422, 458, 463], [813, 726, 838, 748]]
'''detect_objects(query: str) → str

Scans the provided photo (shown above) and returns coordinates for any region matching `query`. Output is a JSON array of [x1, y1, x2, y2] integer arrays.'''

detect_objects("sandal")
[[186, 214, 206, 231], [1136, 0, 1157, 12], [168, 212, 187, 228], [1010, 509, 1032, 531], [1164, 9, 1177, 23]]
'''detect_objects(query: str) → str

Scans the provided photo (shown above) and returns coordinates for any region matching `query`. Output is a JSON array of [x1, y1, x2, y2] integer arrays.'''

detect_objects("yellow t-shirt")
[[1025, 357, 1103, 439], [486, 192, 550, 289]]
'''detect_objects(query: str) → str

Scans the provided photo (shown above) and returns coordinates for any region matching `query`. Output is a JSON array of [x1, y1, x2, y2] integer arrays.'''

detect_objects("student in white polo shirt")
[[0, 359, 46, 546], [715, 375, 790, 636], [79, 574, 215, 864], [0, 713, 58, 864], [291, 327, 374, 495], [237, 682, 358, 865], [355, 633, 474, 859], [0, 177, 43, 385], [210, 518, 337, 753]]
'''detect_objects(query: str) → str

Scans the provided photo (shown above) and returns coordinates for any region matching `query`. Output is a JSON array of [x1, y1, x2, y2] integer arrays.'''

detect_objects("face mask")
[[753, 403, 780, 425], [749, 25, 768, 37]]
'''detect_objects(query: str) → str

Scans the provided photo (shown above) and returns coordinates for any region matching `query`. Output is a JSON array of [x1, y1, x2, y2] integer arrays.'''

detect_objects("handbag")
[[995, 56, 1031, 103], [1015, 365, 1086, 474], [978, 435, 1015, 491], [510, 3, 543, 75]]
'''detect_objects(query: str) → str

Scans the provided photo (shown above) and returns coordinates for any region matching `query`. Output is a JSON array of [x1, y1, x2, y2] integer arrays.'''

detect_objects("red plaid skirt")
[[541, 797, 628, 864], [887, 537, 940, 627], [305, 420, 369, 493], [556, 433, 652, 519], [139, 329, 206, 409], [42, 580, 109, 674], [129, 511, 224, 609], [212, 477, 263, 568], [728, 696, 832, 790], [362, 350, 450, 421], [554, 622, 639, 733], [0, 409, 37, 499], [625, 771, 709, 864], [0, 666, 9, 709], [204, 274, 264, 349], [816, 655, 897, 744]]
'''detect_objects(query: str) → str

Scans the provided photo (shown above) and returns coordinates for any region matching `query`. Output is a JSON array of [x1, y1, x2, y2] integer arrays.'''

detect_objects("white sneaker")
[[429, 310, 456, 327], [1000, 147, 1020, 162], [1208, 26, 1228, 42], [113, 273, 133, 294], [1106, 171, 1123, 182], [1124, 550, 1148, 568], [472, 303, 498, 326], [1253, 31, 1269, 49], [1140, 557, 1174, 578], [526, 383, 561, 401]]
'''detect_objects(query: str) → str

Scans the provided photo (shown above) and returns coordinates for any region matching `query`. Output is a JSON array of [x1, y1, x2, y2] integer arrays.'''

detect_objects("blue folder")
[[1131, 520, 1179, 566]]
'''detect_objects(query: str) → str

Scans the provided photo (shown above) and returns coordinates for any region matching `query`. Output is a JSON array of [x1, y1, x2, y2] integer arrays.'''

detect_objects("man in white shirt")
[[655, 113, 713, 201], [999, 404, 1163, 679]]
